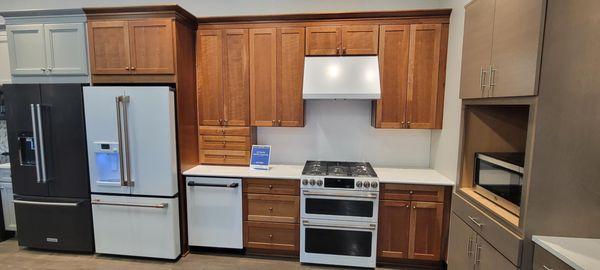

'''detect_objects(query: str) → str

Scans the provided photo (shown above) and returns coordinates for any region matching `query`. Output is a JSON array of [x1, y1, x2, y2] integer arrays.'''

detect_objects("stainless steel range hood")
[[302, 56, 381, 99]]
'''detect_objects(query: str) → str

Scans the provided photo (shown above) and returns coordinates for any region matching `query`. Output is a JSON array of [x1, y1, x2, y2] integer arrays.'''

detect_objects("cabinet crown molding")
[[0, 9, 86, 24], [83, 4, 196, 28]]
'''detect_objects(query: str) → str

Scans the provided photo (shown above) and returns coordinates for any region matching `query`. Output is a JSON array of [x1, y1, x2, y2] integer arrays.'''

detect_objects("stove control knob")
[[302, 179, 308, 186], [364, 181, 371, 188], [316, 179, 323, 186], [309, 179, 316, 186], [371, 181, 379, 189], [355, 181, 363, 188]]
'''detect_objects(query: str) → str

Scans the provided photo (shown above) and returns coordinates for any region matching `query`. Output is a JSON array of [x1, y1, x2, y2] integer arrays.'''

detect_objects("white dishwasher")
[[186, 177, 243, 249]]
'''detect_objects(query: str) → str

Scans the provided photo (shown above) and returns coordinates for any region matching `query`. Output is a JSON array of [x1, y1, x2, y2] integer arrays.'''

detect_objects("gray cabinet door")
[[475, 236, 518, 270], [459, 0, 495, 99], [43, 23, 88, 75], [7, 24, 47, 76], [447, 214, 476, 270], [489, 0, 545, 97]]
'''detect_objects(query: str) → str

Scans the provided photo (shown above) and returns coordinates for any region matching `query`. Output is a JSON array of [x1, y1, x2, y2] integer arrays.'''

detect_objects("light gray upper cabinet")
[[460, 0, 546, 99], [7, 23, 88, 76]]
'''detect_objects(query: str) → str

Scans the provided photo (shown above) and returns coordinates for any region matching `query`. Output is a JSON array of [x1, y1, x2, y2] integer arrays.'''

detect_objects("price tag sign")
[[250, 145, 271, 170]]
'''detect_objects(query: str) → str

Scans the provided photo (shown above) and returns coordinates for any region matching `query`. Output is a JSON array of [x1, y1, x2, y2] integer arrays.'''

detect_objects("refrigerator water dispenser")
[[18, 132, 36, 166], [93, 142, 121, 185]]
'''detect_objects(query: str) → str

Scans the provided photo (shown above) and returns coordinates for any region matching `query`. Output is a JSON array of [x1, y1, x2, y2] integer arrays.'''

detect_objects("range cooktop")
[[301, 160, 378, 178]]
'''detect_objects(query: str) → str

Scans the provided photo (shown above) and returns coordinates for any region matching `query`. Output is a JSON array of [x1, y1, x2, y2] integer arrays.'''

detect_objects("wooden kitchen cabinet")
[[460, 0, 545, 98], [243, 178, 300, 255], [305, 25, 378, 55], [372, 23, 447, 129], [250, 27, 304, 127], [197, 29, 250, 126], [378, 184, 450, 263], [198, 126, 256, 166], [87, 20, 131, 75]]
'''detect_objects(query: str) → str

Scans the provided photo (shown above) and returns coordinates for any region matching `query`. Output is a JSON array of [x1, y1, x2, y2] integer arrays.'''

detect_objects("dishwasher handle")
[[187, 181, 239, 188]]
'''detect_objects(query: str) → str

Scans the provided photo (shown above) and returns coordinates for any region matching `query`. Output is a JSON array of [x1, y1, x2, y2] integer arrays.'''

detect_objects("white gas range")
[[299, 161, 379, 268]]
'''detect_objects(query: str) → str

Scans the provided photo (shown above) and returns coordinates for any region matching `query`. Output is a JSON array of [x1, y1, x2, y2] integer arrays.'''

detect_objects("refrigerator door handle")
[[121, 95, 133, 187], [36, 104, 47, 183], [115, 96, 127, 187], [30, 104, 42, 184], [14, 199, 82, 207]]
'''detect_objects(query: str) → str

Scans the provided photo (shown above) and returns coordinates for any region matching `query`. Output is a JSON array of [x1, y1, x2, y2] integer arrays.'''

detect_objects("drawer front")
[[200, 150, 250, 166], [245, 221, 299, 251], [533, 245, 575, 270], [381, 184, 445, 202], [200, 135, 251, 150], [246, 194, 299, 223], [243, 178, 299, 195], [452, 193, 522, 266], [199, 126, 251, 136]]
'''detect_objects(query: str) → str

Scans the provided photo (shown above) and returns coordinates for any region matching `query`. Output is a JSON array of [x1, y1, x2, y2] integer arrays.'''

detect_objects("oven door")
[[301, 189, 378, 223], [300, 219, 377, 268]]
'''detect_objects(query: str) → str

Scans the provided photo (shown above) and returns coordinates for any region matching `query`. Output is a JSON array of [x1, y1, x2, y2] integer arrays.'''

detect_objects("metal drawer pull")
[[302, 190, 378, 199], [14, 200, 81, 207], [92, 199, 168, 209], [475, 242, 482, 264], [467, 236, 473, 256], [468, 216, 484, 228], [187, 181, 239, 188], [542, 266, 553, 270], [303, 220, 376, 230]]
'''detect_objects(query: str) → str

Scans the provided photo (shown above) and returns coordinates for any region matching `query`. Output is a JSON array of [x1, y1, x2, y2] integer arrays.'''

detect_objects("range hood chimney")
[[302, 56, 381, 99]]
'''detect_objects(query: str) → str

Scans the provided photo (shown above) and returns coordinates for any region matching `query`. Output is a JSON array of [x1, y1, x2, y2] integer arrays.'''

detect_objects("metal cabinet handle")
[[187, 181, 239, 188], [489, 66, 496, 96], [223, 119, 228, 125], [336, 47, 340, 55], [47, 66, 53, 72], [14, 199, 81, 207], [41, 67, 46, 71], [131, 66, 136, 70], [542, 266, 553, 270], [30, 105, 41, 184], [268, 234, 273, 238], [480, 67, 488, 95], [468, 216, 484, 228], [474, 242, 482, 264], [467, 235, 473, 256], [125, 67, 130, 70], [36, 104, 47, 183], [92, 199, 167, 209]]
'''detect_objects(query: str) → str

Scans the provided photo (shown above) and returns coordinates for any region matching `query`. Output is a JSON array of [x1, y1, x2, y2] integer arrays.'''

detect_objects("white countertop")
[[533, 235, 600, 270], [183, 164, 454, 186]]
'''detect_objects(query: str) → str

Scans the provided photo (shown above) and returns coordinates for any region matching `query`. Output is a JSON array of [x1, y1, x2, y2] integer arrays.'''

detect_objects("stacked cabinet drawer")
[[198, 126, 256, 165], [243, 179, 300, 255], [378, 184, 450, 262]]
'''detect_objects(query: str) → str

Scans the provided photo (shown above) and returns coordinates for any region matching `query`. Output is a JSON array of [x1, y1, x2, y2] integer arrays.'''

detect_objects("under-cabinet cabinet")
[[460, 0, 545, 99], [243, 178, 300, 255], [372, 23, 447, 129], [305, 25, 379, 56], [249, 28, 304, 127], [378, 184, 449, 262]]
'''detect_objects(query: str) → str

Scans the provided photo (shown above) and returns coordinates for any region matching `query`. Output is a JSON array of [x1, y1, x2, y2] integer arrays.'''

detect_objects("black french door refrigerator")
[[4, 84, 94, 252]]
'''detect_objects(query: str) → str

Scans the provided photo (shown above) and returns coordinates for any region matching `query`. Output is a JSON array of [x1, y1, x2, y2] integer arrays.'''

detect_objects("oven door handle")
[[302, 190, 378, 199], [302, 220, 376, 231]]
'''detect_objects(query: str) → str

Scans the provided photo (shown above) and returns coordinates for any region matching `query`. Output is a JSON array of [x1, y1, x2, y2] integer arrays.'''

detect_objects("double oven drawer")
[[246, 194, 299, 223], [301, 189, 378, 223]]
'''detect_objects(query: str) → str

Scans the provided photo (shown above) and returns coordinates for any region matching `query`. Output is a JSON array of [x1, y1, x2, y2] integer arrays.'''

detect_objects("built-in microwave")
[[474, 152, 524, 216]]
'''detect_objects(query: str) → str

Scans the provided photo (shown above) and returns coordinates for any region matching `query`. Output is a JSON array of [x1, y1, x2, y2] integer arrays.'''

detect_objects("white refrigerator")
[[83, 86, 180, 259]]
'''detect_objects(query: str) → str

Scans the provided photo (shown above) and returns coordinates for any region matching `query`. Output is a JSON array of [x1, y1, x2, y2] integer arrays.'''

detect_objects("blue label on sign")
[[250, 145, 271, 170]]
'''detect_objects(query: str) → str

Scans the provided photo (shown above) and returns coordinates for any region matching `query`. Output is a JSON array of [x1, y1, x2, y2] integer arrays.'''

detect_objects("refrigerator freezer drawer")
[[13, 195, 94, 252], [91, 194, 181, 259]]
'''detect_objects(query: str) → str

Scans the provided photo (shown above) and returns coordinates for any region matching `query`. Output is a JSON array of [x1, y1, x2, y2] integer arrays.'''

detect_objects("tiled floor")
[[0, 239, 426, 270]]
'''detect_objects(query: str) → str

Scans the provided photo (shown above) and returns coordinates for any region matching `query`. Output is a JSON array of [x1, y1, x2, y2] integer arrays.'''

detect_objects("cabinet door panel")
[[460, 0, 495, 99], [378, 200, 411, 259], [305, 26, 341, 56], [249, 29, 277, 127], [375, 25, 410, 128], [87, 21, 131, 75], [223, 29, 250, 126], [7, 24, 46, 75], [44, 23, 88, 75], [197, 30, 224, 126], [341, 25, 379, 55], [490, 0, 544, 97], [407, 24, 442, 129], [408, 201, 443, 261], [447, 214, 476, 270], [277, 28, 305, 127], [128, 19, 175, 74]]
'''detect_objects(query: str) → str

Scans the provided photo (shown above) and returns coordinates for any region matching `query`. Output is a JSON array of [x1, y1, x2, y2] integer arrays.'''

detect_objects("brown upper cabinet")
[[197, 29, 250, 126], [373, 23, 447, 129], [250, 28, 305, 127], [306, 25, 378, 56], [88, 19, 175, 76], [460, 0, 545, 99]]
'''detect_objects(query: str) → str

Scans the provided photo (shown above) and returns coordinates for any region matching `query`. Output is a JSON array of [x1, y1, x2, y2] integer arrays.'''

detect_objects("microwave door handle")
[[121, 96, 132, 187], [115, 96, 126, 187], [30, 104, 41, 183], [36, 104, 47, 183]]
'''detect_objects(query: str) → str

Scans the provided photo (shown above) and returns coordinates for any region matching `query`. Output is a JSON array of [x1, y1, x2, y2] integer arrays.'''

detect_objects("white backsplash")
[[258, 100, 431, 168]]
